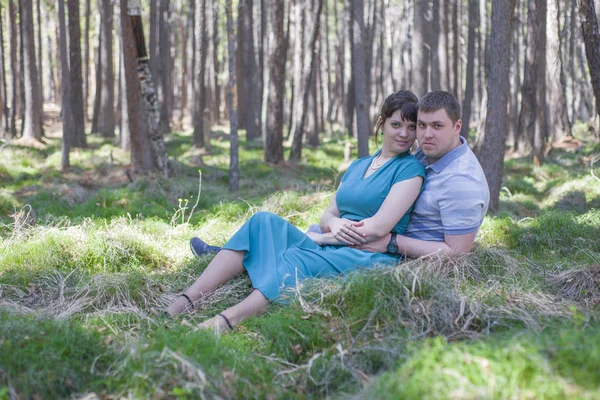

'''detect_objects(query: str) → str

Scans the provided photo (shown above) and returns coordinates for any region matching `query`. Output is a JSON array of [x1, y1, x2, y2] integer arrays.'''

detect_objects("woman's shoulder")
[[392, 153, 426, 176]]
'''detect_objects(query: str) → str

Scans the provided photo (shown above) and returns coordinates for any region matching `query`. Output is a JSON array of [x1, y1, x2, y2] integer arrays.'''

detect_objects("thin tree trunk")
[[289, 0, 324, 162], [36, 0, 43, 115], [157, 0, 172, 134], [8, 0, 18, 138], [264, 0, 285, 163], [20, 0, 42, 142], [98, 0, 115, 138], [477, 0, 517, 212], [58, 0, 71, 169], [125, 0, 169, 176], [90, 28, 102, 134], [0, 3, 9, 133], [548, 0, 571, 142], [461, 0, 478, 140], [212, 2, 221, 123], [120, 0, 152, 174], [226, 0, 239, 192], [579, 0, 600, 124], [193, 0, 208, 148], [68, 0, 87, 148], [57, 1, 73, 171], [351, 0, 370, 157], [84, 0, 91, 120], [532, 0, 546, 165], [412, 0, 428, 97]]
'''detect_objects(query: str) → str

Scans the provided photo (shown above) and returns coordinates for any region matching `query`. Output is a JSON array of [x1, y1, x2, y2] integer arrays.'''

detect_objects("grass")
[[0, 124, 599, 398]]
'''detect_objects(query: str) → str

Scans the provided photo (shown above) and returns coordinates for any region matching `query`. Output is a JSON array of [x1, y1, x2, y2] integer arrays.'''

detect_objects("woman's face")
[[381, 109, 417, 156]]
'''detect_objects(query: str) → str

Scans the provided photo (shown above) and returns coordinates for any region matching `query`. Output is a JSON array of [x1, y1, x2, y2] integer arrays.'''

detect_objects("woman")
[[167, 90, 425, 333]]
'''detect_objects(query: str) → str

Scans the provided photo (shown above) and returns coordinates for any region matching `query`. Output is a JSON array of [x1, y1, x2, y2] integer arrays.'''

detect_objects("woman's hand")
[[306, 231, 325, 245], [328, 218, 366, 245]]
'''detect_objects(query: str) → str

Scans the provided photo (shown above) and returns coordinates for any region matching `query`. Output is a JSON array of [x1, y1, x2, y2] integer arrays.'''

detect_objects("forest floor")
[[0, 119, 600, 399]]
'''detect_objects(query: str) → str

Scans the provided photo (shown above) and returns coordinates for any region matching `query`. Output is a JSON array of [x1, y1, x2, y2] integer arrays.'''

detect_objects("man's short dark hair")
[[417, 91, 461, 123]]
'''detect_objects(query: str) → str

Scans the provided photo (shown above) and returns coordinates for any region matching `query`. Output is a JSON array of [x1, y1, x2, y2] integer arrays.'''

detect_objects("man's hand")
[[353, 232, 391, 253]]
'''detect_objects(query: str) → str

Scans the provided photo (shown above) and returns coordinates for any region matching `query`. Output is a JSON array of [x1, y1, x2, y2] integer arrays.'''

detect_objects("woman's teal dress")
[[222, 150, 425, 301]]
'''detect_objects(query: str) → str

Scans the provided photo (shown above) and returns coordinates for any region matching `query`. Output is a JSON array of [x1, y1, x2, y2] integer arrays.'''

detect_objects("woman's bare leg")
[[198, 289, 269, 333], [167, 249, 245, 315]]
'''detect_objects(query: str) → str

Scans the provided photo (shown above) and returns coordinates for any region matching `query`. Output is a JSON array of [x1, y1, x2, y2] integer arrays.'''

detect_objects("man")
[[356, 90, 489, 257], [190, 90, 489, 258]]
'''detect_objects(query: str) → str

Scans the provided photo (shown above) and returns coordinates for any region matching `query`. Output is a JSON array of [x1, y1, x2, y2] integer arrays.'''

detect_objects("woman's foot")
[[166, 294, 196, 316], [197, 313, 234, 335], [190, 237, 221, 256]]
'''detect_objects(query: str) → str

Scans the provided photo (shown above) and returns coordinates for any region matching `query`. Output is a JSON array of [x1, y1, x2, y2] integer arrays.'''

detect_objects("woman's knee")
[[250, 211, 280, 224]]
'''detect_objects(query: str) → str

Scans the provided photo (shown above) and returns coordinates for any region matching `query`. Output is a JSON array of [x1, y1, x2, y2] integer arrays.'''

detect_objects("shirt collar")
[[416, 136, 468, 173]]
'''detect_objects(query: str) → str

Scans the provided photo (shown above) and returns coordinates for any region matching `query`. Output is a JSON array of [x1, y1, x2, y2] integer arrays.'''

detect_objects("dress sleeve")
[[438, 173, 488, 235], [392, 157, 426, 186]]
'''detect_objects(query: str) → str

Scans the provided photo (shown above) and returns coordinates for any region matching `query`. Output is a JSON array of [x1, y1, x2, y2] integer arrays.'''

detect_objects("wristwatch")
[[387, 232, 398, 254]]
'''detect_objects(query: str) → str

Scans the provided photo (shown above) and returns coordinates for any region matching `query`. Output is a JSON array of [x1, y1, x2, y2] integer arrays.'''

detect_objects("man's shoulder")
[[440, 146, 487, 183]]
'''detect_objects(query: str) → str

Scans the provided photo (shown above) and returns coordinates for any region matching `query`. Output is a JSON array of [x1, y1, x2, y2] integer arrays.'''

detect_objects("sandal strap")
[[180, 293, 195, 310], [217, 313, 234, 331]]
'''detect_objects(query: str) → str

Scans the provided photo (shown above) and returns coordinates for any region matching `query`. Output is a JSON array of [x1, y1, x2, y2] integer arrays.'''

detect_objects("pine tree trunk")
[[193, 0, 208, 148], [226, 0, 239, 192], [20, 0, 42, 142], [289, 0, 324, 162], [532, 0, 546, 166], [68, 0, 87, 148], [36, 0, 43, 118], [98, 0, 115, 138], [412, 0, 428, 97], [264, 0, 286, 163], [84, 0, 90, 120], [240, 0, 260, 140], [157, 0, 172, 134], [90, 29, 102, 134], [120, 0, 153, 174], [518, 0, 546, 157], [461, 0, 478, 140], [58, 0, 71, 169], [351, 0, 370, 158], [0, 3, 9, 133], [477, 0, 517, 212], [9, 0, 18, 138], [579, 0, 600, 124], [125, 0, 169, 176]]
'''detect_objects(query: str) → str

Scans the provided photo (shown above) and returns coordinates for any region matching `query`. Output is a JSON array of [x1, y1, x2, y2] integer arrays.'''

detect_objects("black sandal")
[[217, 313, 234, 331], [180, 293, 195, 311]]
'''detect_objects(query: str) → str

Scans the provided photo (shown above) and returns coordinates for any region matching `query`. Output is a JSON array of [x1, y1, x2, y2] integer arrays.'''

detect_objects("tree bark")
[[193, 0, 208, 148], [240, 0, 260, 141], [461, 0, 478, 140], [264, 0, 286, 163], [20, 0, 42, 142], [412, 0, 428, 97], [84, 0, 91, 120], [351, 0, 370, 158], [477, 0, 517, 212], [68, 0, 87, 148], [90, 26, 102, 134], [9, 0, 19, 138], [0, 3, 9, 133], [58, 0, 72, 169], [289, 0, 324, 162], [98, 0, 115, 138], [226, 0, 239, 192], [125, 0, 170, 176], [579, 0, 600, 124], [120, 0, 153, 174], [36, 0, 43, 118], [157, 0, 172, 134]]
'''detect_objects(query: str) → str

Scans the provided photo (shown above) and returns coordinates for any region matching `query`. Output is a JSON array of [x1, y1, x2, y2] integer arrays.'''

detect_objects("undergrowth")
[[0, 127, 599, 398]]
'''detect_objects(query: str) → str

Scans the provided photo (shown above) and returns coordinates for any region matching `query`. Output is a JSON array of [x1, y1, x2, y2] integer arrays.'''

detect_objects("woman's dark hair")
[[374, 90, 419, 136]]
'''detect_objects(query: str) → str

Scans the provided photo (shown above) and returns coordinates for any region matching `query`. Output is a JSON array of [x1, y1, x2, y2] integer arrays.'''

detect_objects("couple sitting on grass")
[[167, 90, 490, 334]]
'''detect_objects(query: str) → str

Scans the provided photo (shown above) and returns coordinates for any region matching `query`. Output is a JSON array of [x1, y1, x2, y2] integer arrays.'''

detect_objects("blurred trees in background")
[[0, 0, 598, 202]]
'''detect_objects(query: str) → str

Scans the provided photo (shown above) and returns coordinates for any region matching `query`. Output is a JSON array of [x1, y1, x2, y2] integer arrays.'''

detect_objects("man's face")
[[416, 109, 462, 163]]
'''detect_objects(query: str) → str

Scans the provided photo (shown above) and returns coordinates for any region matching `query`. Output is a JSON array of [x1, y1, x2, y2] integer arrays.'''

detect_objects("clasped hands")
[[305, 217, 392, 253], [306, 218, 366, 246]]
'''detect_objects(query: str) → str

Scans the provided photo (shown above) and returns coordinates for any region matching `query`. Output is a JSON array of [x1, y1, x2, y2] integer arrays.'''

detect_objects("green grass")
[[0, 126, 599, 398]]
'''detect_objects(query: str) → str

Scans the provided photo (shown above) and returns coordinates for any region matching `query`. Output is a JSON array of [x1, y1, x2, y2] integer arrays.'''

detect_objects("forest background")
[[1, 0, 600, 398]]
